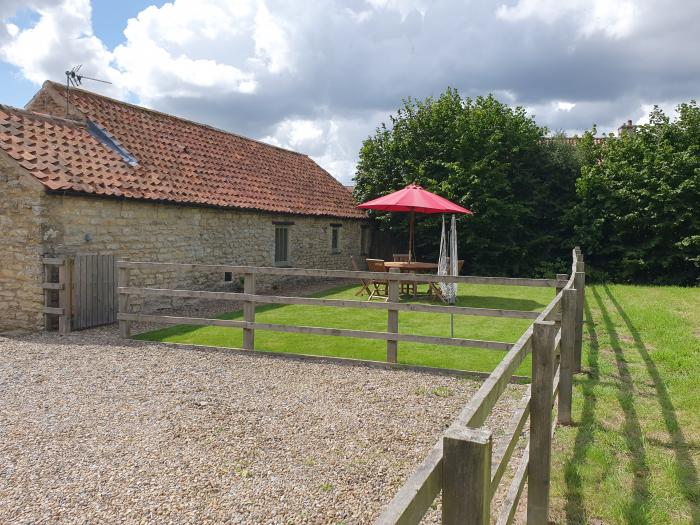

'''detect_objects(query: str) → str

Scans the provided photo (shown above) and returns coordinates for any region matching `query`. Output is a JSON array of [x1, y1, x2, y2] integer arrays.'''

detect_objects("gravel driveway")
[[0, 327, 527, 524]]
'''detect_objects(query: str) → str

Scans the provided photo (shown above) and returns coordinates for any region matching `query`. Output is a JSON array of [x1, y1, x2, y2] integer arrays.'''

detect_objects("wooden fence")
[[115, 262, 568, 352], [375, 247, 585, 525], [115, 248, 585, 524]]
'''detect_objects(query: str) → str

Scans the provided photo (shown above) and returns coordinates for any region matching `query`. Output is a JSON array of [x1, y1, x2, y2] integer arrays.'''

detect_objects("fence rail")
[[117, 260, 568, 288], [115, 249, 585, 524]]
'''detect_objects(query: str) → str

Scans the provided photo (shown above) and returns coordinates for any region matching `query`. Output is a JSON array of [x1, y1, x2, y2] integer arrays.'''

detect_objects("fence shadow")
[[564, 294, 600, 524], [603, 284, 700, 523], [593, 285, 651, 524], [454, 294, 545, 312]]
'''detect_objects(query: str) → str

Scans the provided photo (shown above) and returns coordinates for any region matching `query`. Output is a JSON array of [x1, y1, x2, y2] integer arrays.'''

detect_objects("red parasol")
[[358, 184, 472, 261]]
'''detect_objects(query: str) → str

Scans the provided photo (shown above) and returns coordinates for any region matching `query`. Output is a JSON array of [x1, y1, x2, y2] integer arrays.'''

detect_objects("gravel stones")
[[1, 328, 526, 524]]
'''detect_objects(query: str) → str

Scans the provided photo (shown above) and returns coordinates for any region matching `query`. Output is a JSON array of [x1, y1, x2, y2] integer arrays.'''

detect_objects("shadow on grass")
[[371, 285, 547, 312], [603, 284, 700, 523], [593, 285, 652, 524], [564, 294, 600, 524], [457, 294, 545, 311]]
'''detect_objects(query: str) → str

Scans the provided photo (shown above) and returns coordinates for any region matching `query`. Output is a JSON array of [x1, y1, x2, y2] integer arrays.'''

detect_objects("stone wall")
[[0, 157, 46, 331], [0, 178, 369, 330], [43, 193, 366, 271]]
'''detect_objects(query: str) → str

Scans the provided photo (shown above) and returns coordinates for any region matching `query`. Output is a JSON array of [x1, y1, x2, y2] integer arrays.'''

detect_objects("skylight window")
[[87, 120, 139, 166]]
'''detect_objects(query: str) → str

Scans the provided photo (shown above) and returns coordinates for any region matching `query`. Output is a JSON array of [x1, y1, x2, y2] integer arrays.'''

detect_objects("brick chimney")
[[618, 119, 636, 137]]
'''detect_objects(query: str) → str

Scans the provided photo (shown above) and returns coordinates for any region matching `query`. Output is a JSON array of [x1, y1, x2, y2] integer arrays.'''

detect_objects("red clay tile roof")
[[0, 81, 365, 219]]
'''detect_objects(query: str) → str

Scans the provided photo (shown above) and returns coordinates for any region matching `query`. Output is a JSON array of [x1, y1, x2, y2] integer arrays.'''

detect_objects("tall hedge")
[[574, 103, 700, 285], [354, 90, 699, 284]]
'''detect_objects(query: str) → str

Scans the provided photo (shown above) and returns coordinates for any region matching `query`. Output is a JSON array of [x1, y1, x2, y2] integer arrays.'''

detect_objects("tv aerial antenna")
[[64, 65, 112, 117]]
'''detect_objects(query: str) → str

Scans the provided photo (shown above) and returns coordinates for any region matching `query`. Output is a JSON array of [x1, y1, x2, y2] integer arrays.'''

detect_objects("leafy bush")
[[354, 90, 699, 285], [574, 103, 700, 285]]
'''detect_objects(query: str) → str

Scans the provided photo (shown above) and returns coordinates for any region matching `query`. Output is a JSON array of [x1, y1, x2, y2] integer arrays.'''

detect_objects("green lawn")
[[551, 284, 700, 524], [135, 283, 555, 375]]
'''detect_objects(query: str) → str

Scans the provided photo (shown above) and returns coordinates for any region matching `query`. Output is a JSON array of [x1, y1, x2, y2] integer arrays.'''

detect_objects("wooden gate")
[[44, 254, 117, 332], [71, 254, 117, 330]]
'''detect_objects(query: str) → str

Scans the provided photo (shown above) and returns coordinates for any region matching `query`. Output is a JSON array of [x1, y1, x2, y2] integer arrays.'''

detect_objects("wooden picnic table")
[[384, 261, 439, 271], [383, 261, 441, 299]]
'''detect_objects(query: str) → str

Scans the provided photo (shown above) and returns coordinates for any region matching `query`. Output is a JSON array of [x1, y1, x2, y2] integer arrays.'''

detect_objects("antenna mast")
[[64, 65, 112, 117]]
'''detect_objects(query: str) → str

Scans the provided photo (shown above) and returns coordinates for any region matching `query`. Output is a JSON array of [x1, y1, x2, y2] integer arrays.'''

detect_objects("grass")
[[135, 283, 555, 375], [550, 284, 700, 524]]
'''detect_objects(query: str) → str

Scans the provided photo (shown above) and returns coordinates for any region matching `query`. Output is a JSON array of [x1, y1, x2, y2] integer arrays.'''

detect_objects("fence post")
[[555, 273, 567, 296], [573, 265, 585, 372], [442, 426, 492, 525], [43, 261, 51, 330], [118, 257, 131, 338], [243, 273, 255, 350], [554, 273, 568, 335], [527, 320, 557, 525], [558, 288, 577, 425], [58, 257, 72, 335], [386, 268, 400, 364]]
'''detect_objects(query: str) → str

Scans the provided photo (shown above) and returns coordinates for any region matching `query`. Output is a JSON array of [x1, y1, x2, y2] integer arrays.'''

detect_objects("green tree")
[[354, 89, 580, 276], [574, 103, 700, 284]]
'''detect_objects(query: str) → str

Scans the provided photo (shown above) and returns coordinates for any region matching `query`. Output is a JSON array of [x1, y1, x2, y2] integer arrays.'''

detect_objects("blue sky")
[[91, 1, 164, 49], [0, 1, 165, 106], [1, 0, 698, 183]]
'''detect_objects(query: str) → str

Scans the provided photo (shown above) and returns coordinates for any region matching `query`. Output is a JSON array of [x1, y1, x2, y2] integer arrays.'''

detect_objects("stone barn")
[[0, 81, 370, 331]]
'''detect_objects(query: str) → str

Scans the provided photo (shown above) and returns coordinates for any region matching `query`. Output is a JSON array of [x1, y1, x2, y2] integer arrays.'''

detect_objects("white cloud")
[[253, 1, 292, 74], [5, 23, 19, 37], [635, 100, 679, 125], [497, 0, 638, 39], [555, 101, 576, 112], [261, 112, 387, 182], [263, 119, 324, 149], [365, 0, 427, 18], [0, 0, 123, 96]]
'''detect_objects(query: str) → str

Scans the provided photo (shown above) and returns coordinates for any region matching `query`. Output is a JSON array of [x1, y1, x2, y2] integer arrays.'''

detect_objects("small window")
[[360, 225, 370, 256], [275, 225, 290, 265], [224, 272, 233, 282], [331, 225, 341, 254]]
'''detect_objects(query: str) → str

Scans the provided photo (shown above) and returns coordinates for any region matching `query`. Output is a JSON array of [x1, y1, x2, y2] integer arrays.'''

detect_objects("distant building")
[[545, 119, 638, 145], [617, 119, 637, 136]]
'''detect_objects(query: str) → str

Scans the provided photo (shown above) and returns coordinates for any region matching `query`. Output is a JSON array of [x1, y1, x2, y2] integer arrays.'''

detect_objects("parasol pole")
[[450, 214, 457, 337], [408, 209, 415, 262]]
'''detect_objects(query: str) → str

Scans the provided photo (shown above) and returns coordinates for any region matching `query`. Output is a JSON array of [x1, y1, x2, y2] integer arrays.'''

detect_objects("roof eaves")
[[42, 188, 369, 219]]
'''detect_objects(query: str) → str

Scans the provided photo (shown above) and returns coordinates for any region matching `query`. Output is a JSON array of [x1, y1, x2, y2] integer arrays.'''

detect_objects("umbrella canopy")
[[358, 184, 472, 261], [357, 184, 472, 215]]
